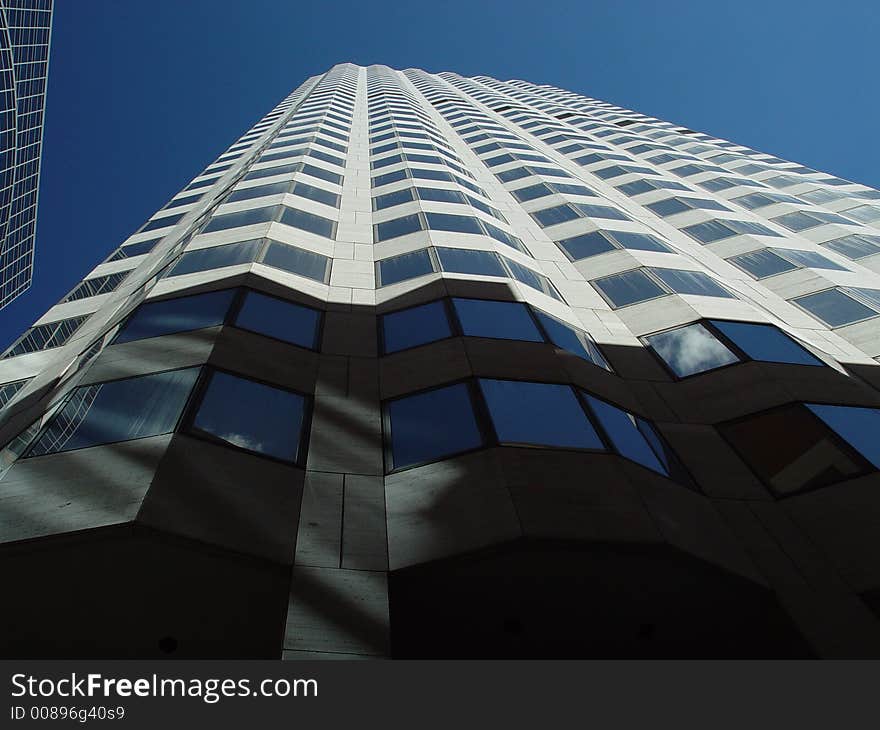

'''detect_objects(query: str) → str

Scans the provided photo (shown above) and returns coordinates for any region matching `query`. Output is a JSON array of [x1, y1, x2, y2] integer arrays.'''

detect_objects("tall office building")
[[2, 63, 880, 658], [0, 0, 52, 308]]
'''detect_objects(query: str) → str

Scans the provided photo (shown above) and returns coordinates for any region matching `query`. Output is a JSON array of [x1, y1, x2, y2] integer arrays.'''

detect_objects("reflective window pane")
[[234, 291, 321, 349], [479, 379, 603, 449], [291, 182, 340, 208], [375, 213, 423, 242], [652, 269, 734, 298], [377, 249, 435, 286], [452, 298, 543, 342], [557, 231, 616, 261], [115, 290, 237, 345], [203, 206, 278, 233], [190, 371, 307, 463], [373, 187, 415, 210], [226, 181, 290, 204], [806, 404, 880, 469], [533, 310, 610, 369], [436, 247, 505, 276], [730, 249, 798, 278], [167, 240, 263, 277], [583, 394, 666, 474], [261, 241, 330, 282], [278, 206, 336, 238], [27, 368, 200, 457], [387, 383, 483, 469], [425, 212, 483, 234], [594, 269, 666, 308], [381, 300, 453, 354], [645, 322, 740, 377], [793, 289, 877, 327], [709, 320, 823, 367], [609, 231, 672, 252]]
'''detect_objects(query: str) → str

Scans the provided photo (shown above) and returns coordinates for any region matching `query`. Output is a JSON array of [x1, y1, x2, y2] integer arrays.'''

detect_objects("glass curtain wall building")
[[2, 63, 880, 658], [0, 0, 52, 308]]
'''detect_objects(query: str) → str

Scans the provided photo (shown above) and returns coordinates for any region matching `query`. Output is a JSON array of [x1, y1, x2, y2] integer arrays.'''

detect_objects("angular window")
[[610, 231, 672, 252], [806, 404, 880, 470], [375, 213, 423, 242], [0, 378, 28, 409], [479, 379, 603, 449], [719, 404, 874, 496], [532, 204, 579, 227], [582, 394, 666, 474], [377, 249, 435, 286], [417, 187, 466, 204], [233, 291, 321, 349], [62, 271, 129, 302], [512, 183, 554, 202], [373, 187, 415, 210], [115, 289, 237, 345], [533, 310, 610, 369], [503, 258, 561, 300], [142, 213, 185, 232], [709, 320, 822, 367], [372, 169, 409, 188], [243, 162, 301, 181], [386, 382, 484, 469], [593, 269, 666, 308], [167, 240, 263, 277], [226, 181, 290, 204], [261, 240, 331, 283], [203, 206, 278, 233], [425, 212, 483, 235], [793, 289, 878, 327], [777, 248, 847, 271], [681, 220, 738, 243], [451, 298, 542, 342], [823, 235, 880, 260], [557, 231, 616, 261], [291, 182, 340, 208], [107, 238, 162, 261], [574, 203, 631, 221], [189, 370, 308, 463], [381, 300, 452, 354], [840, 204, 880, 224], [729, 249, 798, 278], [436, 247, 506, 276], [652, 268, 734, 298], [278, 206, 336, 238], [773, 211, 852, 232], [4, 316, 90, 359], [26, 368, 200, 457], [645, 322, 740, 377], [301, 164, 343, 185]]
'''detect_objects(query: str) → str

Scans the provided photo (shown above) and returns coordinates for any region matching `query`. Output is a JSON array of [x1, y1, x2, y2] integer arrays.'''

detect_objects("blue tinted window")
[[594, 269, 666, 308], [503, 259, 561, 300], [278, 207, 336, 238], [652, 269, 734, 298], [532, 205, 579, 227], [793, 289, 877, 327], [27, 368, 200, 456], [291, 182, 339, 208], [387, 383, 484, 469], [609, 231, 672, 252], [234, 291, 321, 349], [381, 300, 452, 354], [425, 212, 483, 234], [436, 247, 506, 276], [301, 164, 343, 185], [557, 231, 616, 260], [574, 203, 631, 221], [142, 213, 184, 232], [681, 220, 736, 243], [115, 290, 237, 344], [167, 240, 263, 277], [261, 241, 330, 282], [374, 188, 415, 210], [778, 248, 848, 271], [645, 323, 740, 377], [372, 169, 408, 187], [226, 181, 289, 203], [244, 162, 300, 181], [377, 249, 435, 286], [479, 379, 603, 449], [512, 183, 553, 202], [203, 206, 278, 233], [730, 249, 798, 278], [191, 371, 307, 463], [452, 298, 542, 342], [533, 310, 610, 369], [417, 187, 466, 204], [108, 238, 161, 261], [375, 213, 423, 242], [806, 404, 880, 469], [709, 320, 822, 367], [583, 394, 665, 474]]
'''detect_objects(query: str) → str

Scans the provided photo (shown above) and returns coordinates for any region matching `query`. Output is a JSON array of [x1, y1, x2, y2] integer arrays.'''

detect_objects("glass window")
[[709, 320, 822, 367], [261, 241, 330, 282], [574, 203, 631, 221], [417, 187, 466, 204], [583, 394, 666, 474], [374, 187, 415, 210], [381, 300, 452, 354], [301, 164, 343, 185], [452, 298, 542, 342], [372, 169, 409, 188], [777, 248, 848, 271], [291, 182, 340, 208], [278, 206, 336, 238], [533, 310, 610, 369], [557, 231, 616, 260], [425, 212, 483, 234], [202, 206, 278, 233], [244, 162, 300, 181], [730, 249, 798, 278], [720, 404, 871, 495], [377, 249, 435, 286], [26, 368, 200, 457], [386, 383, 484, 469], [108, 238, 161, 261], [142, 213, 185, 232], [824, 235, 880, 260], [773, 211, 822, 232], [841, 204, 880, 224], [793, 289, 878, 327], [167, 240, 263, 277], [652, 269, 734, 298], [645, 323, 740, 377], [593, 269, 667, 308], [647, 198, 691, 217], [502, 258, 561, 299], [479, 379, 603, 449], [512, 183, 553, 202], [532, 205, 579, 227], [190, 371, 307, 463], [375, 213, 423, 242], [436, 247, 506, 276], [609, 231, 672, 252], [226, 181, 289, 204], [806, 404, 880, 469], [234, 291, 321, 349], [115, 289, 237, 344]]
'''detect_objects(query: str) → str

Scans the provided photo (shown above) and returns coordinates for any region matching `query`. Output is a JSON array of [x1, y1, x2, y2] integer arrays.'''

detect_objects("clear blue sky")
[[1, 0, 877, 350]]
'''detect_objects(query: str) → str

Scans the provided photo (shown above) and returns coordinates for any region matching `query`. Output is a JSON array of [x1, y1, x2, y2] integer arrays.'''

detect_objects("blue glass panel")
[[261, 241, 330, 282], [387, 383, 483, 468], [375, 214, 423, 242], [377, 249, 434, 286], [425, 213, 483, 234], [594, 269, 666, 308], [234, 291, 321, 349], [436, 247, 505, 276], [793, 289, 877, 327], [806, 404, 880, 469], [452, 298, 543, 342], [167, 240, 263, 277], [278, 207, 335, 238], [534, 310, 609, 368], [652, 269, 734, 298], [191, 371, 306, 463], [203, 206, 278, 233], [115, 290, 237, 344], [557, 231, 616, 260], [479, 379, 603, 449], [645, 323, 740, 377], [709, 320, 823, 367], [584, 394, 666, 473], [382, 300, 452, 354]]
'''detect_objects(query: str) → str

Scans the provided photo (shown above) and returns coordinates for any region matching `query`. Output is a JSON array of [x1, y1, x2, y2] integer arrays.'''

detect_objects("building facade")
[[1, 62, 880, 658], [0, 0, 52, 309]]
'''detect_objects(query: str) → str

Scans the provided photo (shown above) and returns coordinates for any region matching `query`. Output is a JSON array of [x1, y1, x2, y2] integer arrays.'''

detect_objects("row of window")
[[202, 203, 336, 240], [384, 377, 692, 484], [243, 160, 343, 186], [374, 210, 524, 251], [372, 185, 506, 223], [729, 247, 847, 279], [592, 266, 735, 309], [371, 165, 486, 197], [380, 296, 611, 369], [375, 245, 560, 300], [224, 178, 340, 209]]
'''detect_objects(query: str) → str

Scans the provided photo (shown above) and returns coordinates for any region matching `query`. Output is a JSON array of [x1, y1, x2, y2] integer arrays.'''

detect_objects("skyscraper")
[[0, 0, 52, 308], [2, 62, 880, 658]]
